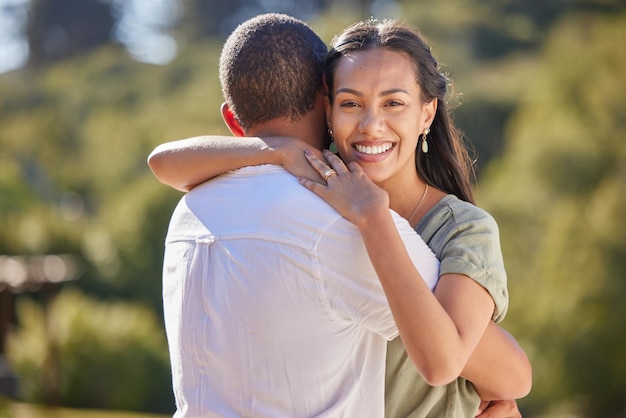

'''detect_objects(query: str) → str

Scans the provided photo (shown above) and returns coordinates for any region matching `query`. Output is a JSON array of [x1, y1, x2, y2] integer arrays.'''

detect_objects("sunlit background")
[[1, 1, 625, 417]]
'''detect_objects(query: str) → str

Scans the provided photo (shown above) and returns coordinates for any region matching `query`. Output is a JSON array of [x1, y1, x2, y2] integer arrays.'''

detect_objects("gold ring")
[[323, 169, 337, 182]]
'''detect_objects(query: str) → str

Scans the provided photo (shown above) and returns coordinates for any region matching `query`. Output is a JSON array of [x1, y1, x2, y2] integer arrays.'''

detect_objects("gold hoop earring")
[[421, 128, 430, 154]]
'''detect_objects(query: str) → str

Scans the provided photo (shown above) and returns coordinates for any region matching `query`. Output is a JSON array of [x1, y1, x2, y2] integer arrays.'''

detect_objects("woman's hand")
[[297, 149, 389, 227], [262, 137, 325, 182]]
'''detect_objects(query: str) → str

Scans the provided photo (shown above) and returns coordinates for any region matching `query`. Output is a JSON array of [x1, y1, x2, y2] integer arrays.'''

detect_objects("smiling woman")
[[325, 47, 435, 196]]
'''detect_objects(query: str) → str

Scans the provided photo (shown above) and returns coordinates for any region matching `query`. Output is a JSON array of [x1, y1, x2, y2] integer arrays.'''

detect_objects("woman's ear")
[[220, 102, 245, 137], [423, 98, 437, 127]]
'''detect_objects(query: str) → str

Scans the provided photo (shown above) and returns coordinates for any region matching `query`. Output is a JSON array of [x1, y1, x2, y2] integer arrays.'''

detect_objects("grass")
[[1, 401, 170, 418]]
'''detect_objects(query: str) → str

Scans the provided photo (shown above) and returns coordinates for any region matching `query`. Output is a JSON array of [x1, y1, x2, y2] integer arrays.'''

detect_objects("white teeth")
[[355, 143, 393, 155]]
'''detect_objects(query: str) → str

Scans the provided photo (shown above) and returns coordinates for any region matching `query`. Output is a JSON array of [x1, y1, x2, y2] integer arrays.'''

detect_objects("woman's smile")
[[354, 142, 395, 156]]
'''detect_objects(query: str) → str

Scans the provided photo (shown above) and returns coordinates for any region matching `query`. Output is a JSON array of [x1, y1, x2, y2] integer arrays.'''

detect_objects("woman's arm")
[[302, 150, 532, 397], [299, 150, 494, 386], [462, 320, 532, 400], [147, 135, 324, 191], [147, 136, 280, 192]]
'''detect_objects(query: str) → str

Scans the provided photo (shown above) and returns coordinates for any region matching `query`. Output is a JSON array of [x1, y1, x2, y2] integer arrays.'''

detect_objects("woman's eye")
[[339, 101, 359, 108], [387, 100, 403, 107]]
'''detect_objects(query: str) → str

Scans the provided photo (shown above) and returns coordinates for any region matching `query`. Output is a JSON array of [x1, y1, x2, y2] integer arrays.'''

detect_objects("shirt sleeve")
[[435, 203, 509, 322]]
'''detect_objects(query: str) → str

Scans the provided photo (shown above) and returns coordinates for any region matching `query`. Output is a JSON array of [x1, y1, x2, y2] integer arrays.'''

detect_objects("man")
[[159, 13, 440, 417]]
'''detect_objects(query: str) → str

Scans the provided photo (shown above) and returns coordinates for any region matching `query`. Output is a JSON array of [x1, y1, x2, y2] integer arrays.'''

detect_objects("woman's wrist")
[[355, 202, 392, 234], [262, 137, 296, 167]]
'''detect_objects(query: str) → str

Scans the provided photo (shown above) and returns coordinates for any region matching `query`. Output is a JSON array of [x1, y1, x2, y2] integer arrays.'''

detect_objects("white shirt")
[[162, 165, 439, 418]]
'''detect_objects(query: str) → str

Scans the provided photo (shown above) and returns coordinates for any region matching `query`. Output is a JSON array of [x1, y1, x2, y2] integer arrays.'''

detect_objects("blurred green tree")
[[478, 12, 626, 417], [1, 39, 226, 413], [7, 288, 173, 413], [0, 40, 225, 310]]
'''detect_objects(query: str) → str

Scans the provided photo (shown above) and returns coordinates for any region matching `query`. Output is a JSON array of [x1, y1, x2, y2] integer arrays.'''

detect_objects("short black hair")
[[219, 13, 327, 129]]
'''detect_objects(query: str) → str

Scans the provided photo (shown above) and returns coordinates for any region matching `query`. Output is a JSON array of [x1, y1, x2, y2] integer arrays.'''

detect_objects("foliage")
[[5, 400, 170, 418], [6, 289, 173, 414], [478, 12, 626, 417], [0, 40, 225, 309], [1, 2, 626, 416], [0, 28, 226, 417]]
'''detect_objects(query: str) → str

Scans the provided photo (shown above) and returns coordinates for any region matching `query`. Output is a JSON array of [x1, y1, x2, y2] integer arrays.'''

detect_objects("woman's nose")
[[358, 109, 385, 137]]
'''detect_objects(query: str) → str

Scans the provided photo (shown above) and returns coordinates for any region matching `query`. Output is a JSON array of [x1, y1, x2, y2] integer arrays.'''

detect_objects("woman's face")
[[326, 47, 436, 187]]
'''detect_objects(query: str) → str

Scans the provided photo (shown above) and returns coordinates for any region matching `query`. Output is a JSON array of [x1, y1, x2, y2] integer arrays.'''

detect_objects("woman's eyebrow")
[[336, 87, 362, 96], [380, 88, 410, 96], [335, 87, 410, 96]]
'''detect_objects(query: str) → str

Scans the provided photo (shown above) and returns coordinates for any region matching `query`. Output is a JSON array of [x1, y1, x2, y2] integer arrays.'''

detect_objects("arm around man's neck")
[[147, 135, 327, 192], [147, 135, 281, 192]]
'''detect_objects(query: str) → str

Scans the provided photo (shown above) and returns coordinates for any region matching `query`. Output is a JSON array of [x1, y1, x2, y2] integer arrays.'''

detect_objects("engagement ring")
[[323, 169, 337, 182]]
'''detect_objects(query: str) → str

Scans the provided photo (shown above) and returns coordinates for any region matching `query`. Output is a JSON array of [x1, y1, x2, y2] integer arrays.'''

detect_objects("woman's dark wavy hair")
[[325, 19, 476, 203]]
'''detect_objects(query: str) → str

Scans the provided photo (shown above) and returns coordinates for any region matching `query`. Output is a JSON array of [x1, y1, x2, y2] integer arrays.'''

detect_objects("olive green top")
[[385, 195, 509, 418]]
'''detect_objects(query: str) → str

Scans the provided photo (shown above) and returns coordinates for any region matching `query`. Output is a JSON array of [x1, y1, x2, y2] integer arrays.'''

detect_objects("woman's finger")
[[304, 149, 340, 183], [304, 149, 330, 171], [322, 150, 350, 175], [322, 168, 337, 182], [297, 175, 328, 197]]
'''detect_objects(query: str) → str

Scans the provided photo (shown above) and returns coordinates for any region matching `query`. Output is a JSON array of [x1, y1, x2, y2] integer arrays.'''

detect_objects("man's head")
[[219, 13, 327, 133]]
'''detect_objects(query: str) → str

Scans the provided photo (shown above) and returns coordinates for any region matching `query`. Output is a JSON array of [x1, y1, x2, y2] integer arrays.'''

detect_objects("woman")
[[149, 18, 530, 418], [299, 19, 523, 417]]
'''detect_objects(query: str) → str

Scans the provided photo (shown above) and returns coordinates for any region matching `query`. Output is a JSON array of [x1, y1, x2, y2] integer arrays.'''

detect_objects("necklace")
[[407, 183, 429, 224]]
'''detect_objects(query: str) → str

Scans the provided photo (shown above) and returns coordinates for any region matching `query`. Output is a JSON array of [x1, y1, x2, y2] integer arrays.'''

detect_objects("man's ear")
[[324, 95, 332, 132], [221, 102, 245, 137]]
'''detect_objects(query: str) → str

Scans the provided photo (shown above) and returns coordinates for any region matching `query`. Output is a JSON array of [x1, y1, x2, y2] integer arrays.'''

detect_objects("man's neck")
[[247, 119, 324, 150]]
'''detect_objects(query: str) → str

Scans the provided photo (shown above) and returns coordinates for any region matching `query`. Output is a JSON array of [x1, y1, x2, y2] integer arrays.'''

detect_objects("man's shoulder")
[[187, 165, 320, 205], [176, 164, 347, 242], [389, 210, 439, 290], [189, 164, 289, 189]]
